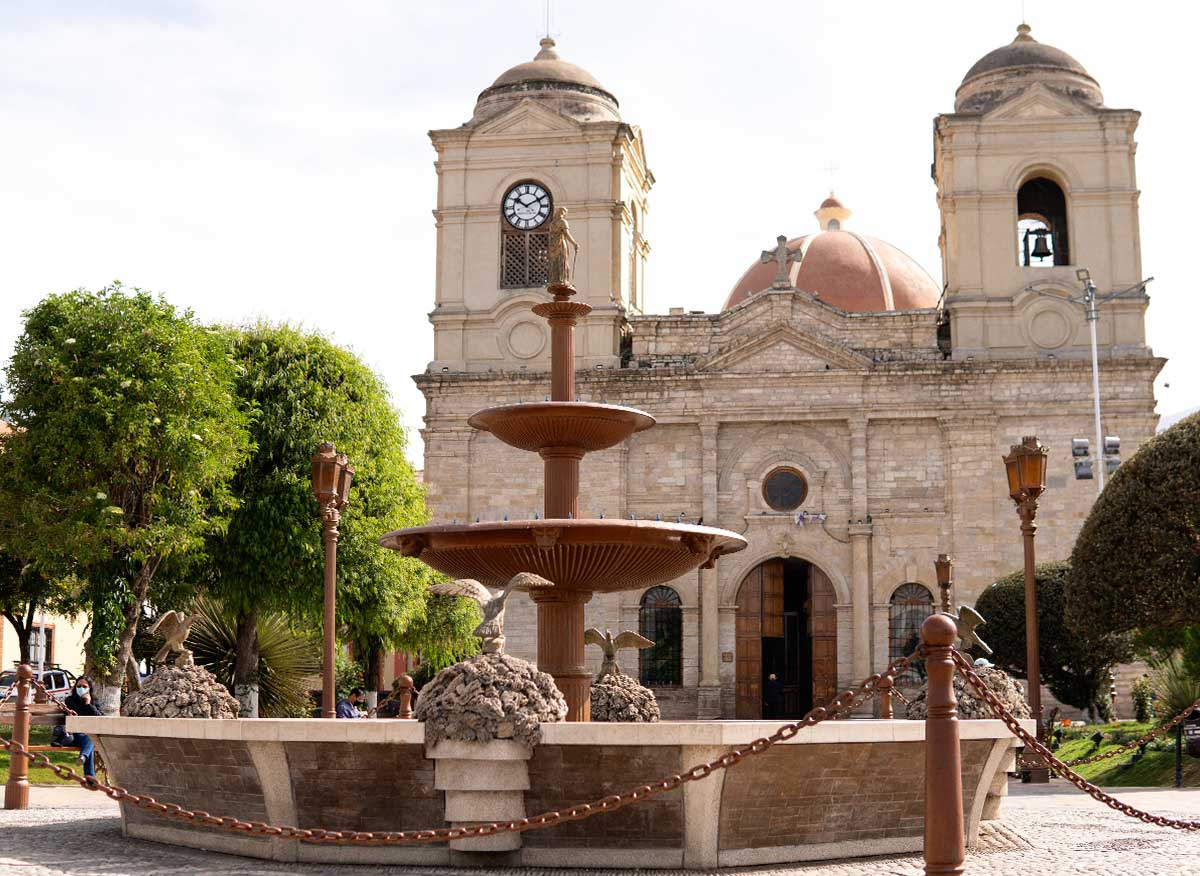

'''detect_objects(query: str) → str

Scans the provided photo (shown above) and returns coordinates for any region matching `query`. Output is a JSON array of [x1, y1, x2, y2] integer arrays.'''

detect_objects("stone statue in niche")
[[547, 206, 579, 287]]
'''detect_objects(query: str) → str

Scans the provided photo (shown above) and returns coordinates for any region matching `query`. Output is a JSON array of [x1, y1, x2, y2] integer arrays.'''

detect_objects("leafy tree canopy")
[[202, 323, 477, 662], [1067, 412, 1200, 639], [0, 285, 251, 678], [975, 561, 1133, 712]]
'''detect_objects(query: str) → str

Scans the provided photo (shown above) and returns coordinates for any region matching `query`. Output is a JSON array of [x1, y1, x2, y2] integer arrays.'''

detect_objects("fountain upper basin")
[[379, 518, 747, 593], [468, 402, 655, 455]]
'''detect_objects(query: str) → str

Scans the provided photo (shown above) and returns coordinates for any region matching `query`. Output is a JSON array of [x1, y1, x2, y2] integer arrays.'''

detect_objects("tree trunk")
[[1176, 725, 1184, 789], [99, 562, 155, 716], [2, 603, 35, 664], [362, 645, 382, 709], [234, 607, 260, 718]]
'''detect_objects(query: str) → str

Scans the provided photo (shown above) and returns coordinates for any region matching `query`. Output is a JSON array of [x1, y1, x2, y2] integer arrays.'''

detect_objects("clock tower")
[[427, 38, 653, 374]]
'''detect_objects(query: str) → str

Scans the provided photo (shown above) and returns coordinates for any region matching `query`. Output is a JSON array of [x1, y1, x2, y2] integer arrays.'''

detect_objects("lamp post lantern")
[[1003, 435, 1049, 783], [934, 553, 954, 615], [311, 441, 354, 719]]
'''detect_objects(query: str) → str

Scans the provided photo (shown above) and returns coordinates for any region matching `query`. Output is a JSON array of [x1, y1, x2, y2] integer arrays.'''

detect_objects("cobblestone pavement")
[[0, 782, 1197, 875]]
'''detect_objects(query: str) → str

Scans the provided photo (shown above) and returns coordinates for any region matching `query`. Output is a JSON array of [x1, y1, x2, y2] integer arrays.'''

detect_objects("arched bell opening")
[[1017, 176, 1070, 267]]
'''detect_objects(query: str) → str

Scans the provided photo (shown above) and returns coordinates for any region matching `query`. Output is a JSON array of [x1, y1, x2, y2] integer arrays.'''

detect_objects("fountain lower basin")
[[70, 714, 1026, 868], [379, 518, 747, 593]]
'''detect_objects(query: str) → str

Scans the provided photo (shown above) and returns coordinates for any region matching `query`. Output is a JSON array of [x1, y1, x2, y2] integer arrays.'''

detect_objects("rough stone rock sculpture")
[[121, 663, 240, 719], [905, 664, 1032, 720], [414, 652, 566, 748], [585, 627, 655, 681], [428, 572, 554, 655], [590, 672, 660, 723]]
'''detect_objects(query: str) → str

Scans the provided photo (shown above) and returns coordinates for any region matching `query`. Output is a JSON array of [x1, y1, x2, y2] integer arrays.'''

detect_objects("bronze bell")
[[1030, 229, 1053, 260]]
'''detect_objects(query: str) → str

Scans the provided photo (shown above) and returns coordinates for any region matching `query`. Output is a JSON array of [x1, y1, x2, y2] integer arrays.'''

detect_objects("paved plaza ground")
[[0, 781, 1197, 875]]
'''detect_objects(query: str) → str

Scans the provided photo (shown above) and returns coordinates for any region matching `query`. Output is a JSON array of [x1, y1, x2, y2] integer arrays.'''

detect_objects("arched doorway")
[[735, 558, 837, 719]]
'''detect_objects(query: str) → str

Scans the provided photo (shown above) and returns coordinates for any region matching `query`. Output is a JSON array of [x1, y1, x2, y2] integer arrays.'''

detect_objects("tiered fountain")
[[380, 271, 747, 720]]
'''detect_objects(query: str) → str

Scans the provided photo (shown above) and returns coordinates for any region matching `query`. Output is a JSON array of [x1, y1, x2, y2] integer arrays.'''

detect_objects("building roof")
[[724, 198, 941, 313], [472, 38, 620, 124], [955, 24, 1102, 113]]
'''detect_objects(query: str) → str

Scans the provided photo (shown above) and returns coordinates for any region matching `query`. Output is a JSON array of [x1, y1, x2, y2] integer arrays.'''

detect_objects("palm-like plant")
[[1150, 652, 1200, 723], [189, 596, 320, 717]]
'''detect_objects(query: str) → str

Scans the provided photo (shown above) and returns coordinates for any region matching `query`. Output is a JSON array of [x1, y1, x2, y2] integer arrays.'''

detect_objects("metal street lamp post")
[[1003, 435, 1049, 783], [311, 441, 354, 719], [934, 553, 954, 615]]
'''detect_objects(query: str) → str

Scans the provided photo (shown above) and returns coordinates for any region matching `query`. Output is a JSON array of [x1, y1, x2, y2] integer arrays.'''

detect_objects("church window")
[[889, 583, 934, 686], [762, 467, 808, 512], [639, 585, 682, 686], [826, 218, 841, 231], [1017, 177, 1070, 266], [500, 180, 553, 288]]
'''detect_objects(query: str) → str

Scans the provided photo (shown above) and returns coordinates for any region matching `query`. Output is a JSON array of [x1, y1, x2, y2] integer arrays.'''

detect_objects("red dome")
[[724, 231, 941, 313]]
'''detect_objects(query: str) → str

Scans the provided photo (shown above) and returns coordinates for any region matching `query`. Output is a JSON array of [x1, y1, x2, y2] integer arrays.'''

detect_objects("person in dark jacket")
[[63, 677, 102, 778], [763, 673, 784, 719], [336, 687, 366, 719]]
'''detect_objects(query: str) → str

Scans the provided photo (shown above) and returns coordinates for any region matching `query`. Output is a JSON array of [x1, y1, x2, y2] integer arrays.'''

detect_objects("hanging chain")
[[952, 651, 1200, 832], [1062, 696, 1200, 766], [0, 651, 917, 845]]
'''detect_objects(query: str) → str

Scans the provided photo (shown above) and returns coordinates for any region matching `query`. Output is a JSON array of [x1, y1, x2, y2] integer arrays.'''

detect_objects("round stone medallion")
[[1029, 307, 1072, 349], [506, 320, 546, 359]]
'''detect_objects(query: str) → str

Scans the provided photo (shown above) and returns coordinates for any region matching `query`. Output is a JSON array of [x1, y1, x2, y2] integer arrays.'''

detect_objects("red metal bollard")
[[879, 676, 894, 719], [398, 674, 414, 719], [4, 664, 33, 810], [922, 614, 965, 876]]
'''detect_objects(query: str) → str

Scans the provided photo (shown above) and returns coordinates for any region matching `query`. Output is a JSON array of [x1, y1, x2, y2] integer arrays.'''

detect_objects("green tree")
[[974, 561, 1133, 716], [0, 286, 250, 712], [0, 554, 68, 665], [1067, 412, 1200, 639], [202, 324, 476, 715]]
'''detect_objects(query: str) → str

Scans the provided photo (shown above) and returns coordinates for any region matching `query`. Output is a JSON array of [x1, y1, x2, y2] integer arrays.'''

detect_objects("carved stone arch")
[[722, 542, 850, 606], [718, 421, 852, 493], [872, 556, 937, 603], [1007, 159, 1075, 194]]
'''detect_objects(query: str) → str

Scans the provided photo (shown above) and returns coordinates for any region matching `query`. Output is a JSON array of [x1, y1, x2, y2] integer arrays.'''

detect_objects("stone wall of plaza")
[[417, 291, 1162, 719]]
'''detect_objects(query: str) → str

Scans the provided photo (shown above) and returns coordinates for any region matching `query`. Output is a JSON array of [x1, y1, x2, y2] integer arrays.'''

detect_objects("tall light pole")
[[1003, 435, 1049, 783], [311, 441, 354, 719]]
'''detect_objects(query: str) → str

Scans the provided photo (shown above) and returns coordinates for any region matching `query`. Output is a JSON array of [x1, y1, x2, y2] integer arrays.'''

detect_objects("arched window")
[[1017, 177, 1070, 266], [889, 583, 934, 686], [826, 218, 841, 231], [639, 586, 682, 686]]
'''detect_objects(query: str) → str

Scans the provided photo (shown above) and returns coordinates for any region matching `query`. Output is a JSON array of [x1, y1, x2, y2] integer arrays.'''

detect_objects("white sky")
[[2, 1, 1196, 466]]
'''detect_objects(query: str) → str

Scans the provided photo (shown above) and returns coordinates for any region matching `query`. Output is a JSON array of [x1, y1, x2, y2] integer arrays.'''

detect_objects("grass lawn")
[[1053, 721, 1200, 787], [1, 725, 84, 786]]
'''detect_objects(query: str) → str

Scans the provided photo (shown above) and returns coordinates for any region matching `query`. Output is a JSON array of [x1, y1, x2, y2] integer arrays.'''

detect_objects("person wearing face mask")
[[63, 678, 102, 778]]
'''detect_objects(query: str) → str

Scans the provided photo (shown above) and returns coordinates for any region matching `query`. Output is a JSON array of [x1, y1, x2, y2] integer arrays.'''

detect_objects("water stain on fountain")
[[381, 242, 747, 721]]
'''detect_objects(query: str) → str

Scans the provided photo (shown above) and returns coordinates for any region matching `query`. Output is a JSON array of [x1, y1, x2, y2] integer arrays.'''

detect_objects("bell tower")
[[934, 24, 1149, 361], [427, 38, 653, 374]]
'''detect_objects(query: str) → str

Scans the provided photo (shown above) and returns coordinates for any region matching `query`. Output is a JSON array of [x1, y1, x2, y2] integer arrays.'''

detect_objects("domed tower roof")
[[472, 38, 620, 124], [724, 196, 941, 313], [955, 24, 1102, 113]]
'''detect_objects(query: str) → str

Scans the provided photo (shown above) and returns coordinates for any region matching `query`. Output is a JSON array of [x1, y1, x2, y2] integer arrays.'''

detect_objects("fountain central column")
[[530, 282, 594, 720]]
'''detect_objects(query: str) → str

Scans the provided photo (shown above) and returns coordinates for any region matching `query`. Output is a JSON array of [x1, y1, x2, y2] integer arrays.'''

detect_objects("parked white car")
[[0, 666, 77, 703]]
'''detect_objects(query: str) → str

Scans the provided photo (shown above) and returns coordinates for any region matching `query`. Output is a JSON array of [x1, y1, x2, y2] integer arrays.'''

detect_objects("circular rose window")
[[762, 467, 808, 511]]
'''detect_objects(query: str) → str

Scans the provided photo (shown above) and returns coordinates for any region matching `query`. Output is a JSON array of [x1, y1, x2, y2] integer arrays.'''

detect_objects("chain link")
[[1062, 697, 1200, 766], [0, 651, 918, 845], [952, 651, 1200, 832]]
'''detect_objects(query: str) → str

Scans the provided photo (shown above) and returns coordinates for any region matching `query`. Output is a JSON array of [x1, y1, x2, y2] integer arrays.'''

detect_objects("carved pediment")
[[474, 99, 582, 136], [985, 83, 1091, 120], [697, 323, 871, 373]]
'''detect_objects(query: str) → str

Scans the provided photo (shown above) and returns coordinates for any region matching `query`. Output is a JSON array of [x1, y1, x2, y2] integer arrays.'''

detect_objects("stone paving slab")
[[0, 781, 1197, 875]]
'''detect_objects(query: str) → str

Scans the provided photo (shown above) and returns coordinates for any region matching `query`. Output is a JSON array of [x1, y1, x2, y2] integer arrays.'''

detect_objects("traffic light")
[[1072, 438, 1093, 479]]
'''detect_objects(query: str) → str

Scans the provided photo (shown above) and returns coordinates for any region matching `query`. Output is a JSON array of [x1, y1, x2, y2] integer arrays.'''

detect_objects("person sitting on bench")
[[61, 677, 102, 778]]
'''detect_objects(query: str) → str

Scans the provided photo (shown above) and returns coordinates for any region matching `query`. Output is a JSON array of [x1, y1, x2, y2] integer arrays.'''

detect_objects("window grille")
[[639, 585, 682, 686], [889, 583, 933, 686], [501, 230, 550, 288]]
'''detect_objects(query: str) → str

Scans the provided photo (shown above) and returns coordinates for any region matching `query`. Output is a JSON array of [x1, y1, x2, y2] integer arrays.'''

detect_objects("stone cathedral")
[[416, 27, 1160, 719]]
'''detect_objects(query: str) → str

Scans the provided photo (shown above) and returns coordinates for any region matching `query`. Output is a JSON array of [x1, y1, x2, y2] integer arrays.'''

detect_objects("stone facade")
[[417, 30, 1161, 719]]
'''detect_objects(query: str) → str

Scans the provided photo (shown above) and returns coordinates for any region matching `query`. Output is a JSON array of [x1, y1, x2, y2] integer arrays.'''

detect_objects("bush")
[[1067, 412, 1200, 639], [1131, 676, 1156, 723], [974, 561, 1132, 714]]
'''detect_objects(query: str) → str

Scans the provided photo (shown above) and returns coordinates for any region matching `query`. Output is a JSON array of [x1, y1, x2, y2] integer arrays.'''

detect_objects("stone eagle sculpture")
[[954, 605, 992, 655], [148, 610, 199, 667], [585, 628, 655, 680], [428, 572, 555, 654]]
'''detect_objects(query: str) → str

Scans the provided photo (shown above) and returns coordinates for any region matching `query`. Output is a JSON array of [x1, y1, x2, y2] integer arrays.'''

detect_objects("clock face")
[[503, 182, 552, 230]]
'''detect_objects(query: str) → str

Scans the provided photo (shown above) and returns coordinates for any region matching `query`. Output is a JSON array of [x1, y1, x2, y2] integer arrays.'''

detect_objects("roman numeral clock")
[[503, 182, 552, 230]]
